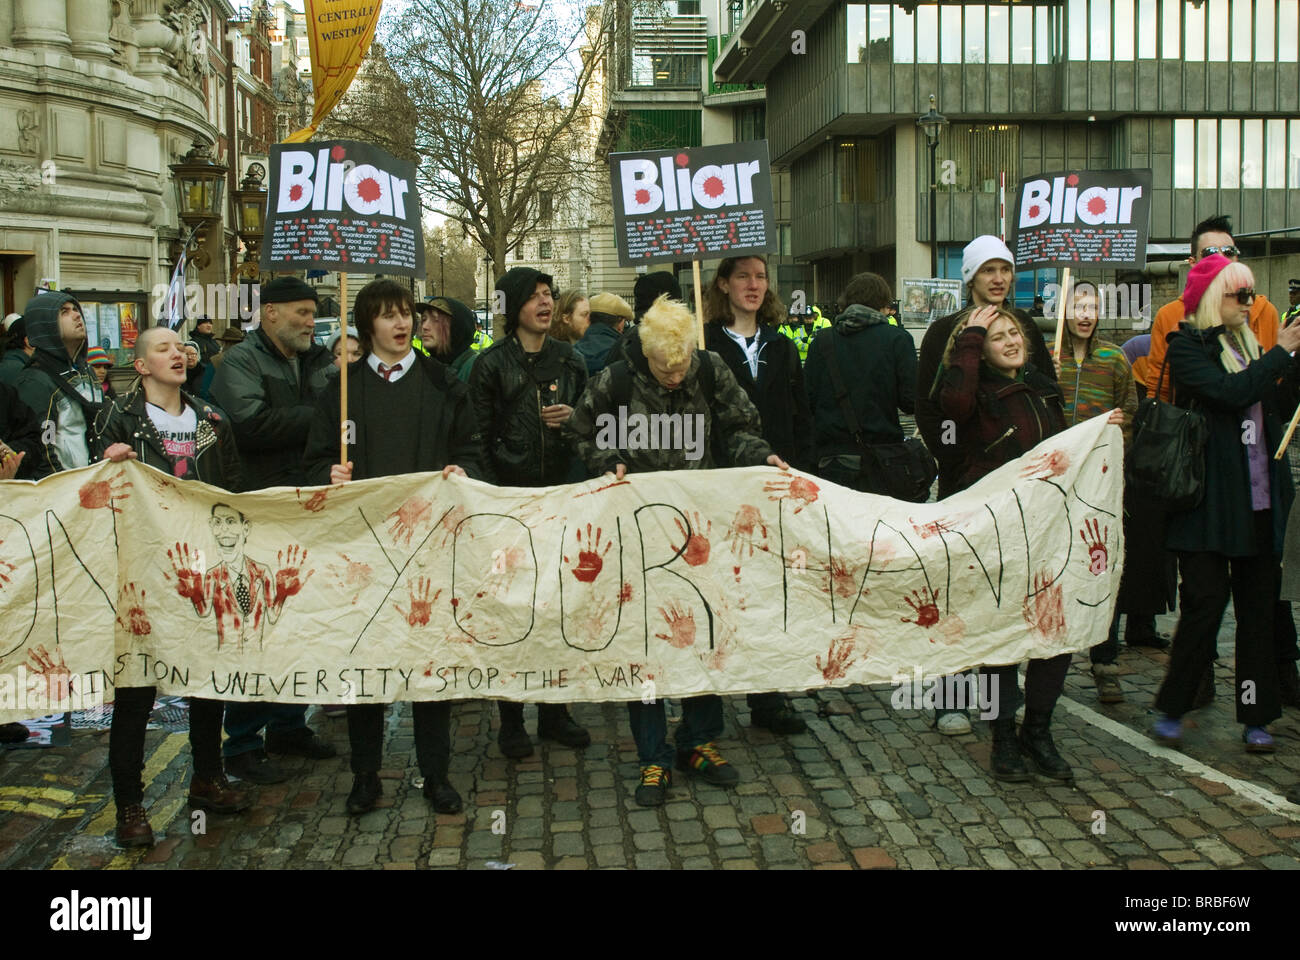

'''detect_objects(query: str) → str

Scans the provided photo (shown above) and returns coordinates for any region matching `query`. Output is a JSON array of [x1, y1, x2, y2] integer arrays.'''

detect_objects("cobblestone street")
[[5, 612, 1300, 871]]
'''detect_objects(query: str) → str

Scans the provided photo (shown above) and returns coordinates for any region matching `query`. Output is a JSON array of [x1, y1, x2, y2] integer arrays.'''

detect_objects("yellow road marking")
[[0, 785, 78, 804], [82, 732, 188, 837]]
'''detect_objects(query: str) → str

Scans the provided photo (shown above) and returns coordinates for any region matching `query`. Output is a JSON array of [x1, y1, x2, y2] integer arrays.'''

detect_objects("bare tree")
[[326, 0, 616, 334], [424, 222, 483, 305]]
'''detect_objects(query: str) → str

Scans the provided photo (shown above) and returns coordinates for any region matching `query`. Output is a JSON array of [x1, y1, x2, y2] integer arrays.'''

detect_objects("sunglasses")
[[1224, 287, 1255, 305], [1200, 245, 1241, 259]]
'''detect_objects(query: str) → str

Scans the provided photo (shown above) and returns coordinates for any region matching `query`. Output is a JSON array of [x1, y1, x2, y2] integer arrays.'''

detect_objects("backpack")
[[604, 350, 728, 466]]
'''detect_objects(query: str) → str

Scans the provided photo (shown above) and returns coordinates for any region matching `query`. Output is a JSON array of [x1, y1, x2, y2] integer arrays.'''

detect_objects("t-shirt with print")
[[146, 402, 199, 478]]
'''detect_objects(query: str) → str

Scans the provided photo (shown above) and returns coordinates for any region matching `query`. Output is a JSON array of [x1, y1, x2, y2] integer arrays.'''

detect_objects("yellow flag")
[[282, 0, 385, 144]]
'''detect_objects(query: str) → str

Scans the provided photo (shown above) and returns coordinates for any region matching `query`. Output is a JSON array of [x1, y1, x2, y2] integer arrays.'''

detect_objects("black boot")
[[989, 715, 1030, 782], [346, 772, 382, 815], [1019, 708, 1073, 780], [1279, 661, 1300, 708]]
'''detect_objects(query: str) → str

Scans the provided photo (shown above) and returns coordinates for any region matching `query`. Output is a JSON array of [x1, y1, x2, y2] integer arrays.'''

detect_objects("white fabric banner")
[[0, 416, 1123, 720]]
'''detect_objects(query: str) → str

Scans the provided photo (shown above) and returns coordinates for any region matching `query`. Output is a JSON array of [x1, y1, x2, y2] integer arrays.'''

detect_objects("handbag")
[[1126, 349, 1207, 511], [823, 331, 936, 502]]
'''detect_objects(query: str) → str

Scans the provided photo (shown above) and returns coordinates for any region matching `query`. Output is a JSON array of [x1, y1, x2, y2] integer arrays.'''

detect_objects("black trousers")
[[498, 701, 569, 728], [1156, 512, 1280, 725], [347, 702, 450, 778], [109, 689, 223, 807], [981, 654, 1070, 719]]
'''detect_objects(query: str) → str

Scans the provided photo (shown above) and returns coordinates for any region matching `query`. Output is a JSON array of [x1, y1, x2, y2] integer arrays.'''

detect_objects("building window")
[[1242, 119, 1263, 187], [1174, 118, 1194, 188], [539, 240, 553, 260], [916, 4, 937, 62], [539, 192, 553, 220], [928, 124, 1020, 196], [1196, 119, 1217, 188], [1162, 0, 1180, 57], [847, 4, 866, 63], [1172, 118, 1300, 189], [1281, 0, 1300, 61], [1257, 0, 1275, 61], [1090, 0, 1110, 61], [836, 140, 877, 204], [1012, 4, 1033, 63], [963, 4, 984, 64], [1207, 0, 1229, 61], [1114, 0, 1135, 60], [893, 4, 914, 64], [1221, 120, 1240, 188], [940, 4, 961, 63], [868, 4, 891, 63], [1068, 0, 1087, 60], [1267, 119, 1288, 188], [1231, 0, 1252, 60], [987, 5, 1009, 64], [735, 105, 765, 142], [1184, 0, 1205, 61]]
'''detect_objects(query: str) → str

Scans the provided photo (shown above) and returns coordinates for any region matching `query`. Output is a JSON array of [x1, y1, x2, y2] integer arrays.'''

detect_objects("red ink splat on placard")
[[701, 176, 725, 199], [289, 184, 304, 203], [619, 581, 633, 603], [1023, 570, 1066, 641], [326, 553, 373, 605], [673, 511, 712, 566], [79, 470, 132, 512], [450, 597, 459, 608], [356, 177, 382, 203], [299, 486, 337, 513], [1066, 173, 1080, 186], [635, 188, 651, 205], [208, 568, 242, 650], [675, 152, 689, 167], [817, 635, 857, 682], [901, 586, 941, 628], [1086, 195, 1108, 216], [26, 644, 72, 702], [1027, 204, 1041, 219], [330, 145, 346, 162], [1080, 518, 1109, 576], [726, 504, 769, 565], [655, 603, 696, 648], [829, 557, 859, 599], [573, 478, 630, 499]]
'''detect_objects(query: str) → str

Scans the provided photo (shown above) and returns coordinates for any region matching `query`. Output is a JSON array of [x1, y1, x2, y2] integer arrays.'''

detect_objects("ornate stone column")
[[67, 0, 117, 60], [12, 0, 72, 50]]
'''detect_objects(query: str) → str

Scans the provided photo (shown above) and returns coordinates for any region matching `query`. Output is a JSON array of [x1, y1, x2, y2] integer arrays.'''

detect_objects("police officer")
[[778, 306, 831, 364]]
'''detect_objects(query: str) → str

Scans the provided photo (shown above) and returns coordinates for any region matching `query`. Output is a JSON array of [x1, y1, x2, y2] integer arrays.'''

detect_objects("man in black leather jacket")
[[467, 266, 592, 758]]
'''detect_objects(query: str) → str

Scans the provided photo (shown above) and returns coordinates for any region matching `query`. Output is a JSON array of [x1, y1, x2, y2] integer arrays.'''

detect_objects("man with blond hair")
[[565, 295, 788, 806]]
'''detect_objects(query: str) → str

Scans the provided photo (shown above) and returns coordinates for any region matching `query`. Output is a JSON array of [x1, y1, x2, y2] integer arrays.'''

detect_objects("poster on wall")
[[899, 278, 963, 324], [96, 303, 120, 350], [118, 302, 140, 349]]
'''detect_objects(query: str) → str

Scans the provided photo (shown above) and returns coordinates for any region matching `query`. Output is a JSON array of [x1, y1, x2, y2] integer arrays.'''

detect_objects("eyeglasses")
[[1224, 287, 1255, 305], [1200, 245, 1240, 259]]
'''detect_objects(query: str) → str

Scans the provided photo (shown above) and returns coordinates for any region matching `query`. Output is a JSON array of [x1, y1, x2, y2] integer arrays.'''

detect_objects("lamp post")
[[169, 140, 228, 272], [916, 94, 948, 278], [230, 162, 268, 283], [439, 249, 445, 298], [483, 255, 492, 316]]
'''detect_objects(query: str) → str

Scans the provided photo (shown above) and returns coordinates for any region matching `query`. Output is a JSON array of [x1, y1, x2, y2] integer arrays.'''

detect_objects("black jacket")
[[192, 329, 221, 365], [468, 335, 587, 486], [917, 304, 1055, 498], [804, 304, 917, 458], [703, 322, 813, 470], [1166, 324, 1297, 557], [0, 380, 48, 480], [91, 386, 244, 492], [303, 352, 486, 485], [210, 326, 335, 489]]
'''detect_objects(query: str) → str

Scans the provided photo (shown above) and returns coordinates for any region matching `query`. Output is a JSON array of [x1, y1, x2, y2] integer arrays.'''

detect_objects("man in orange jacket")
[[1145, 214, 1279, 401]]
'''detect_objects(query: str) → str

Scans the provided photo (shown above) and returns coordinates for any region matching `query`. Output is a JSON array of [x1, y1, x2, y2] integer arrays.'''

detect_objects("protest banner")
[[1007, 168, 1153, 357], [899, 278, 962, 325], [609, 140, 777, 347], [0, 416, 1123, 721], [282, 0, 385, 144]]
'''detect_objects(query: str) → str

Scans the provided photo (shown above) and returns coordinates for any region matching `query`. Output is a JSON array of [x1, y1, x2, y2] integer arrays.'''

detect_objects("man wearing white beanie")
[[913, 234, 1055, 736]]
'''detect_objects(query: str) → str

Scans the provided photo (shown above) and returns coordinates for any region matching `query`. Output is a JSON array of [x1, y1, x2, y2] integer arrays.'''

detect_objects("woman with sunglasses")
[[1153, 255, 1300, 753]]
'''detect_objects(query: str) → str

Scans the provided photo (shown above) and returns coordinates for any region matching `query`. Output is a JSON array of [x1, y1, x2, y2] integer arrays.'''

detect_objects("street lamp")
[[230, 162, 268, 281], [169, 140, 228, 271], [483, 255, 492, 317], [917, 94, 948, 278]]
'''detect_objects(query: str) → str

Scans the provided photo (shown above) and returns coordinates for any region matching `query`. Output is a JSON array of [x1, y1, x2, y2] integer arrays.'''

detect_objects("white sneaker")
[[936, 711, 972, 736]]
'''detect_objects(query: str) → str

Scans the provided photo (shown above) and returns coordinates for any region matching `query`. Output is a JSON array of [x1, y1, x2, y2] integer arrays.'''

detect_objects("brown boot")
[[114, 803, 155, 848], [189, 774, 253, 814], [1091, 663, 1124, 704]]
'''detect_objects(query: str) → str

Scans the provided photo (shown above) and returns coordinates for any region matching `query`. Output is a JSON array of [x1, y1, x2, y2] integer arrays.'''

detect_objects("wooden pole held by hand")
[[1053, 267, 1072, 361], [691, 260, 706, 349], [338, 271, 349, 467], [1276, 403, 1300, 460]]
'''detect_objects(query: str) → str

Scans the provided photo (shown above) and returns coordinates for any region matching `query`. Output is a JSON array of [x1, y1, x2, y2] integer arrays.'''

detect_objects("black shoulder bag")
[[1126, 349, 1207, 511], [824, 333, 936, 502]]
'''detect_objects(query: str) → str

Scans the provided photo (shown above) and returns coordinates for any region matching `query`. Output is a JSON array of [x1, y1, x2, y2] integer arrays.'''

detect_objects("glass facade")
[[1174, 118, 1300, 190], [924, 124, 1021, 196], [849, 2, 1300, 65]]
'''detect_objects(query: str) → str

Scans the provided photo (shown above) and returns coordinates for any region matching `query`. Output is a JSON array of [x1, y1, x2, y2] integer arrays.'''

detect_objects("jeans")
[[110, 688, 223, 807], [981, 654, 1070, 719], [627, 696, 723, 769], [221, 701, 309, 758], [1156, 512, 1280, 725], [347, 701, 450, 778], [1089, 610, 1122, 665]]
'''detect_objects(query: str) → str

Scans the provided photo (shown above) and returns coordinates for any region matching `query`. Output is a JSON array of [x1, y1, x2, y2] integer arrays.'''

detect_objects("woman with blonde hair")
[[550, 290, 591, 344], [938, 303, 1119, 782], [1153, 255, 1300, 752]]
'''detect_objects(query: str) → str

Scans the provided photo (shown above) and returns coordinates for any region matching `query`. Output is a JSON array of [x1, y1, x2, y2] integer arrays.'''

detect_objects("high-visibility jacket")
[[778, 312, 831, 363], [471, 329, 494, 352]]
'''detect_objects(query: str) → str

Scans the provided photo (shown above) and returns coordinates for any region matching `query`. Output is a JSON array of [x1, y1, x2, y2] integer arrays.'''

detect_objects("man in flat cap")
[[210, 275, 338, 785]]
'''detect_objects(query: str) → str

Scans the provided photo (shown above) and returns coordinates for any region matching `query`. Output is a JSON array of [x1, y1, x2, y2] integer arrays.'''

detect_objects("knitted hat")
[[260, 276, 318, 304], [633, 271, 682, 320], [495, 267, 554, 335], [1182, 253, 1233, 314], [587, 292, 633, 326], [85, 346, 112, 367], [961, 235, 1016, 285], [327, 325, 360, 353]]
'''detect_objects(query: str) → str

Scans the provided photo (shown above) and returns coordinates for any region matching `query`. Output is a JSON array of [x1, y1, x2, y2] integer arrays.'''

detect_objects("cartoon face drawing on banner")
[[167, 503, 313, 652]]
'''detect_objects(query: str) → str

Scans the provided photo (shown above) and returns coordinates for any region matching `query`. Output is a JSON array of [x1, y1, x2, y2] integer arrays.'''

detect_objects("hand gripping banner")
[[0, 416, 1122, 721]]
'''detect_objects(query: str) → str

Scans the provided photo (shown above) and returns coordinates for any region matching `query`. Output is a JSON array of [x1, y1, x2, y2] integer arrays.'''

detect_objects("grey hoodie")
[[14, 291, 103, 472]]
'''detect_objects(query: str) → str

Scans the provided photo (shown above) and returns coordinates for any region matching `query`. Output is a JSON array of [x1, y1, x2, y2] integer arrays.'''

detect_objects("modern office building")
[[713, 0, 1300, 311]]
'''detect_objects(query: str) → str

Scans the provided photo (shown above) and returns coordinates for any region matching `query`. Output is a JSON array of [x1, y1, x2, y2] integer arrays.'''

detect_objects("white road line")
[[1058, 694, 1300, 820]]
